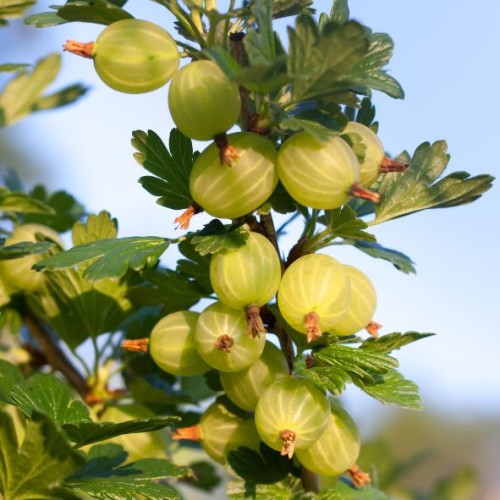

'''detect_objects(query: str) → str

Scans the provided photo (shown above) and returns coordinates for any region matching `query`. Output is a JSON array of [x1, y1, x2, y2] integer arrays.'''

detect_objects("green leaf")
[[31, 84, 89, 113], [354, 240, 416, 274], [371, 141, 495, 225], [25, 0, 132, 27], [0, 409, 84, 500], [0, 359, 23, 404], [315, 205, 376, 246], [0, 54, 84, 127], [294, 354, 351, 395], [352, 369, 423, 410], [64, 444, 189, 499], [268, 182, 297, 214], [316, 480, 389, 499], [278, 116, 337, 141], [128, 268, 209, 314], [287, 17, 370, 102], [349, 32, 404, 99], [133, 129, 196, 211], [9, 373, 91, 425], [329, 0, 350, 25], [271, 0, 314, 19], [227, 444, 300, 485], [34, 236, 170, 281], [22, 185, 86, 232], [62, 415, 180, 448], [429, 467, 478, 500], [245, 0, 275, 66], [72, 211, 117, 246], [0, 0, 35, 24], [0, 63, 30, 73], [361, 331, 435, 354], [190, 220, 249, 256], [227, 475, 308, 499], [0, 241, 56, 260], [176, 238, 213, 295], [179, 460, 220, 492], [0, 187, 55, 215], [312, 343, 398, 386]]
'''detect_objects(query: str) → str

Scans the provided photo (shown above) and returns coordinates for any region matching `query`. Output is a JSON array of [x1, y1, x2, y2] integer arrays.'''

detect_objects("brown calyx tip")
[[365, 320, 382, 338], [172, 424, 201, 442], [216, 334, 234, 353], [174, 204, 200, 230], [304, 311, 322, 343], [380, 156, 410, 173], [279, 429, 297, 459], [121, 338, 149, 353], [245, 304, 266, 338], [214, 133, 240, 166], [347, 464, 371, 488], [63, 40, 94, 58], [350, 182, 381, 204]]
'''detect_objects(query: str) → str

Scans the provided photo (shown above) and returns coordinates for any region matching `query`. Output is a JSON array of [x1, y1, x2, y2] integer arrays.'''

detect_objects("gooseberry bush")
[[0, 0, 494, 499]]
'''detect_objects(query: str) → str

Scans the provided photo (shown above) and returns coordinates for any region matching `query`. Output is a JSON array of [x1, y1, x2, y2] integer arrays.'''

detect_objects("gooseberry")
[[254, 376, 330, 458], [149, 310, 210, 377], [331, 265, 377, 337], [64, 19, 179, 94], [210, 230, 281, 337], [168, 60, 241, 141], [189, 132, 278, 219], [172, 401, 261, 464], [220, 341, 289, 411], [277, 253, 351, 342], [0, 223, 63, 293], [296, 400, 361, 477], [194, 301, 266, 372]]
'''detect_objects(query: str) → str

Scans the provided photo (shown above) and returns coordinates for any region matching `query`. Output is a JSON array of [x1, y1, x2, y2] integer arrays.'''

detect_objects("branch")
[[24, 311, 89, 400]]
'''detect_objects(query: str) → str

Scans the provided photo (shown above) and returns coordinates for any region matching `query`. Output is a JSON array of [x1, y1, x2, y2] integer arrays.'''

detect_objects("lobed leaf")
[[0, 241, 56, 260], [133, 129, 196, 210], [0, 359, 23, 404], [0, 410, 84, 500], [190, 220, 249, 256], [176, 238, 213, 294], [316, 480, 389, 499], [371, 141, 494, 225], [34, 236, 170, 281]]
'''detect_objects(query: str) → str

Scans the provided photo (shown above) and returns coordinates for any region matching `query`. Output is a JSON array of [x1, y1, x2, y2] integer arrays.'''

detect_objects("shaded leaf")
[[245, 0, 275, 66], [372, 141, 494, 225], [329, 0, 350, 25], [23, 185, 86, 233], [63, 415, 180, 448], [64, 444, 189, 499], [34, 236, 170, 281], [354, 240, 416, 274], [176, 238, 213, 294], [180, 460, 220, 491], [0, 187, 55, 215], [133, 129, 196, 210], [0, 409, 84, 500], [272, 0, 314, 19], [0, 359, 23, 404], [317, 480, 389, 499], [227, 444, 300, 485], [190, 220, 249, 256], [25, 0, 132, 27], [0, 241, 56, 260]]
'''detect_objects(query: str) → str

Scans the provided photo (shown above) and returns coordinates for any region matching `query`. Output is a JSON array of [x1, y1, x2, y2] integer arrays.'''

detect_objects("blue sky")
[[1, 0, 499, 433]]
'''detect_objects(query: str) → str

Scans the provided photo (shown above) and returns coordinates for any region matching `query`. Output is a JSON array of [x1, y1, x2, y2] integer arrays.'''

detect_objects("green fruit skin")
[[220, 341, 289, 411], [210, 231, 281, 310], [331, 265, 377, 336], [277, 132, 360, 209], [254, 376, 330, 453], [100, 404, 167, 463], [190, 132, 278, 219], [149, 311, 210, 376], [343, 121, 384, 187], [194, 301, 266, 372], [296, 400, 361, 477], [168, 60, 241, 140], [93, 19, 179, 94], [277, 253, 351, 336], [199, 402, 261, 464], [0, 224, 63, 293]]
